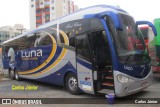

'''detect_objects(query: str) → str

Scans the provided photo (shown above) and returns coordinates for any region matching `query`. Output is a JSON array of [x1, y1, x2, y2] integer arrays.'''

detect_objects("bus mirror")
[[136, 21, 157, 36], [99, 11, 123, 30]]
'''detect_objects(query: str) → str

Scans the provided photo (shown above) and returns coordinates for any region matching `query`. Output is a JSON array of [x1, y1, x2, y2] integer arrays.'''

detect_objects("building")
[[0, 24, 27, 46], [30, 0, 79, 30], [74, 5, 79, 12]]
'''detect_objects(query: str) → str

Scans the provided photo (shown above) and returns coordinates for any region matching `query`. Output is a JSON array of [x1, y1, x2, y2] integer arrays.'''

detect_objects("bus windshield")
[[105, 14, 150, 64]]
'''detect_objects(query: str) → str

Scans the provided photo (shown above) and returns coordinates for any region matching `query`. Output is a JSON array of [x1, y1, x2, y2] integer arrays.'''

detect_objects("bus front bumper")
[[114, 70, 153, 97]]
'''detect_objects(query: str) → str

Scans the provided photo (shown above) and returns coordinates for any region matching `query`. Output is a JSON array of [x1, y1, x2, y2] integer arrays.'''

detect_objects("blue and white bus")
[[2, 5, 157, 97]]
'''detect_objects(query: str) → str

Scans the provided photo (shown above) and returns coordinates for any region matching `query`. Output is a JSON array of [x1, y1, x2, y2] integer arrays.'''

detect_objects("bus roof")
[[3, 5, 128, 45]]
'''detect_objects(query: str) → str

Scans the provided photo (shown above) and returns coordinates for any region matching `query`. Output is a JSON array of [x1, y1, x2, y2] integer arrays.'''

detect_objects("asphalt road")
[[0, 74, 160, 107]]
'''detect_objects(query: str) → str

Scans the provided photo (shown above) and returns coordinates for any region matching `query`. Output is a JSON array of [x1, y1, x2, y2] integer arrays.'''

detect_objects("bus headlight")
[[117, 75, 134, 83]]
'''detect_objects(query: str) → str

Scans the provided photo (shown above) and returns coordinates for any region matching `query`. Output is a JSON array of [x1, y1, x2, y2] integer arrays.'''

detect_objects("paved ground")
[[0, 74, 160, 107]]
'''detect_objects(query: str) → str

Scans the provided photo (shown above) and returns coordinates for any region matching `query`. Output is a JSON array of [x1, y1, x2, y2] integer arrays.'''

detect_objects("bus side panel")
[[19, 49, 76, 86], [36, 49, 77, 85], [36, 61, 76, 86], [16, 45, 52, 72]]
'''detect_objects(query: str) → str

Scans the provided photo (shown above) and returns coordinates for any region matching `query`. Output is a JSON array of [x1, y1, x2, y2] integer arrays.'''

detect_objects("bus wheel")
[[9, 69, 15, 80], [15, 70, 20, 81], [65, 73, 80, 95]]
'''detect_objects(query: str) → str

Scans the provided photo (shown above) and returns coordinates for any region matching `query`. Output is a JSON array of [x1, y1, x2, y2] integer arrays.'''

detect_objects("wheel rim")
[[68, 77, 77, 91]]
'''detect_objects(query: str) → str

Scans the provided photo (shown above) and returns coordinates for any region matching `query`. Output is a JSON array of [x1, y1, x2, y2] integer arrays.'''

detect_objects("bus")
[[2, 5, 157, 97], [152, 18, 160, 72], [139, 25, 150, 50], [139, 18, 160, 73]]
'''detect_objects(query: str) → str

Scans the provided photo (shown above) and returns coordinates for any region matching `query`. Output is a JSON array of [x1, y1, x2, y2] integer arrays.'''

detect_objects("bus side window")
[[90, 30, 110, 69], [34, 32, 52, 47], [38, 35, 52, 46], [90, 18, 103, 30], [69, 36, 75, 47], [76, 34, 91, 62]]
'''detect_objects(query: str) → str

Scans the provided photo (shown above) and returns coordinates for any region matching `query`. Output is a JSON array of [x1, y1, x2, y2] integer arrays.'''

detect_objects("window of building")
[[31, 0, 34, 2], [45, 8, 50, 12], [52, 13, 54, 17], [36, 10, 41, 14], [45, 14, 50, 21], [36, 16, 41, 20], [40, 2, 43, 5], [31, 4, 34, 8], [52, 0, 54, 3], [36, 4, 39, 8], [52, 7, 54, 10]]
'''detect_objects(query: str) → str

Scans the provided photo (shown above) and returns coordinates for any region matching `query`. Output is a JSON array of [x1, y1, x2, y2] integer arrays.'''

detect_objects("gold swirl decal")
[[19, 31, 57, 75], [30, 28, 69, 76]]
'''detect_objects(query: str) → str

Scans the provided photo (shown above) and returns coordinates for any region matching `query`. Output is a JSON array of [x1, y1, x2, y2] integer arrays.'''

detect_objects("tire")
[[65, 73, 80, 95], [9, 69, 15, 80], [15, 70, 20, 81]]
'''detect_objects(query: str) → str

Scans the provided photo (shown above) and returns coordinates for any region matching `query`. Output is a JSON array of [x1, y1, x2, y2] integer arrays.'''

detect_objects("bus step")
[[103, 79, 114, 83], [102, 82, 114, 87], [98, 89, 114, 94], [106, 65, 112, 67], [109, 70, 112, 73], [102, 85, 114, 90], [105, 76, 113, 79], [100, 70, 112, 73]]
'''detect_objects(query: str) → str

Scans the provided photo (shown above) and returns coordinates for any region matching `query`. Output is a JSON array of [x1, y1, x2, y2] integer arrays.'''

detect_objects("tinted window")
[[76, 34, 91, 62], [90, 31, 110, 69], [59, 33, 65, 43], [69, 36, 75, 47], [140, 27, 149, 39], [60, 19, 90, 37], [91, 19, 103, 30], [34, 31, 52, 47], [105, 14, 149, 64]]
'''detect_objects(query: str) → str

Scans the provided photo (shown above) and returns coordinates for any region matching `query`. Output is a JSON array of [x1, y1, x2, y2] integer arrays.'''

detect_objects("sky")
[[0, 0, 30, 29], [73, 0, 160, 21], [0, 0, 160, 29]]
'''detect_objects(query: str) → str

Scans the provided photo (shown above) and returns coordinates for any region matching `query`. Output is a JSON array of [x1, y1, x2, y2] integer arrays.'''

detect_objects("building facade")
[[0, 25, 27, 46], [30, 0, 79, 30]]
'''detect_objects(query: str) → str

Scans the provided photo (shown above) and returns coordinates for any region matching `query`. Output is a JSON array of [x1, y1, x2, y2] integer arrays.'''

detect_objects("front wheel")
[[65, 73, 80, 95]]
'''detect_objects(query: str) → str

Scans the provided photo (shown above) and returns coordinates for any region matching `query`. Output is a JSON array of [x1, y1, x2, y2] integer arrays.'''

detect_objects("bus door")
[[89, 30, 114, 94], [75, 34, 95, 94]]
